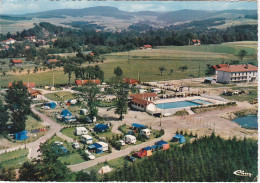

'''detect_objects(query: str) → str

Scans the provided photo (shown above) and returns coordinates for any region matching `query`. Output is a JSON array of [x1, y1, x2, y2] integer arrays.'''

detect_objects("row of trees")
[[0, 81, 32, 134]]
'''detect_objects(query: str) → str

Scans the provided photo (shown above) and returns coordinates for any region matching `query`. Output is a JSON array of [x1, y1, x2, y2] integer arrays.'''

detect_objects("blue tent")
[[45, 102, 56, 109], [88, 143, 103, 154], [143, 146, 152, 151], [132, 123, 146, 129], [61, 109, 72, 117], [155, 140, 168, 147], [172, 134, 186, 144], [15, 131, 29, 140], [94, 124, 109, 132]]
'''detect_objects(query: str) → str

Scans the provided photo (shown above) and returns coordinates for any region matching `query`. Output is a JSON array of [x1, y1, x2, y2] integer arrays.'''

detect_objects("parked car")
[[41, 106, 50, 110], [86, 116, 97, 123], [72, 142, 80, 149]]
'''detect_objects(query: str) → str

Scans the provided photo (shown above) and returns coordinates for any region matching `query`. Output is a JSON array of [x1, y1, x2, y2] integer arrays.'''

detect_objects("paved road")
[[68, 128, 172, 172]]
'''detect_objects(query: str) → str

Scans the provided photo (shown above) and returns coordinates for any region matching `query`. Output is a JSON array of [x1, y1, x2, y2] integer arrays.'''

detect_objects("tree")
[[78, 84, 100, 123], [112, 77, 130, 120], [0, 168, 16, 181], [19, 142, 71, 181], [0, 99, 9, 134], [159, 66, 166, 76], [179, 66, 188, 72], [5, 81, 31, 133], [170, 69, 174, 75], [238, 50, 247, 62], [63, 64, 75, 85], [114, 66, 123, 77]]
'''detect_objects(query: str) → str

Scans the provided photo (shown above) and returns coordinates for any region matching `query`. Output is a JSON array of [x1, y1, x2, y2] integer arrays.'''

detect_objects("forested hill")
[[105, 134, 257, 182]]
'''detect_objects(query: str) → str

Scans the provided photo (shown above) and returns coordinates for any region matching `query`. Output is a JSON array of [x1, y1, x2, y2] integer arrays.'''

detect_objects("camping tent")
[[94, 124, 109, 132], [98, 165, 113, 174], [67, 99, 77, 106], [15, 131, 29, 140], [134, 146, 153, 158], [45, 102, 56, 109], [132, 123, 147, 130], [88, 143, 103, 154], [172, 134, 186, 144], [162, 144, 170, 150], [61, 109, 72, 117], [155, 140, 168, 147]]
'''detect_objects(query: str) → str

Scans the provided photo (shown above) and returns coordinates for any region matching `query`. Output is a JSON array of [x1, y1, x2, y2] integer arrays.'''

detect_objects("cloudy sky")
[[1, 0, 257, 15]]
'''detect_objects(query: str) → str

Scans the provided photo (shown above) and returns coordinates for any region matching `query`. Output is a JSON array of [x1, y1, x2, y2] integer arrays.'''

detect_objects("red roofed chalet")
[[124, 78, 140, 85], [10, 59, 23, 66], [216, 64, 258, 83], [140, 45, 152, 50], [8, 82, 35, 88], [75, 79, 101, 86], [130, 92, 158, 101]]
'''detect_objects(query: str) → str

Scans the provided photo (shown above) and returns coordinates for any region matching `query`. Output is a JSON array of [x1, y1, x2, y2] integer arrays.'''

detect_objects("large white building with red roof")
[[216, 64, 257, 83]]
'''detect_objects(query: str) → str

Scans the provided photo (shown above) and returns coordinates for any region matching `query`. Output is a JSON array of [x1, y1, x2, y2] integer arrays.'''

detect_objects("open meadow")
[[0, 41, 257, 87]]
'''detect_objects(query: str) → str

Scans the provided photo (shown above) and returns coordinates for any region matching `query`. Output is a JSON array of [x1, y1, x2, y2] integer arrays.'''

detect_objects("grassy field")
[[25, 115, 43, 131], [0, 42, 257, 87], [221, 86, 257, 103], [0, 149, 28, 169], [44, 92, 76, 101]]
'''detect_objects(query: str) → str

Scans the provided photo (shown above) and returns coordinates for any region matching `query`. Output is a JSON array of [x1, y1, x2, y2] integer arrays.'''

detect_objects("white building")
[[216, 64, 258, 83]]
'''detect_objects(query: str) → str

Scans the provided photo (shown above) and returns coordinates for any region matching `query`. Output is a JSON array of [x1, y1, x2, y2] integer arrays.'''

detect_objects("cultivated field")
[[0, 41, 257, 87]]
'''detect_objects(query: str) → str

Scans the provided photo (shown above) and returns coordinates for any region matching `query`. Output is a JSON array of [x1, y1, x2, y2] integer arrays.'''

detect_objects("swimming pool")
[[156, 101, 201, 109], [192, 99, 213, 105]]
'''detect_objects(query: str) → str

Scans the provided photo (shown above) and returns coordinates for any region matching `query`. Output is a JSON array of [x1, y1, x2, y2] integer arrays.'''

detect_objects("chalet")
[[3, 45, 9, 50], [130, 93, 158, 111], [28, 88, 42, 99], [192, 39, 201, 46], [4, 38, 16, 45], [75, 79, 101, 86], [140, 44, 152, 50], [89, 52, 95, 56], [124, 78, 140, 85], [25, 46, 30, 50], [216, 64, 258, 83], [8, 82, 35, 88], [210, 64, 228, 76], [10, 59, 23, 66], [46, 59, 60, 64]]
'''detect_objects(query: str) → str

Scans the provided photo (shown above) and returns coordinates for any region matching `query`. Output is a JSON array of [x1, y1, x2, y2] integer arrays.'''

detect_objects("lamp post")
[[160, 114, 162, 126]]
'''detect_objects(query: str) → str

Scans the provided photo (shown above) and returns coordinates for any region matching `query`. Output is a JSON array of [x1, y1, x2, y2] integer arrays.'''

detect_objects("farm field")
[[0, 41, 257, 87]]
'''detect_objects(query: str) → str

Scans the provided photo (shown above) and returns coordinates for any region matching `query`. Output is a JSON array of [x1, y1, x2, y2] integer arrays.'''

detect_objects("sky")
[[1, 0, 258, 15]]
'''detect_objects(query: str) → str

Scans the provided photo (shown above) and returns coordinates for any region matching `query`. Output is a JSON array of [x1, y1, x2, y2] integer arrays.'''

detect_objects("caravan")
[[81, 135, 93, 144], [75, 127, 88, 135], [124, 135, 136, 144]]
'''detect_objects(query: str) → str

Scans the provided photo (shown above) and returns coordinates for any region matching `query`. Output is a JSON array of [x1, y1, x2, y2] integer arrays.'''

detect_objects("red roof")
[[124, 78, 140, 85], [216, 64, 258, 72], [28, 88, 42, 95], [89, 52, 95, 56], [192, 39, 201, 43], [75, 79, 101, 85], [211, 64, 228, 70], [130, 93, 158, 100], [8, 82, 35, 88], [11, 59, 23, 64], [8, 38, 15, 41], [131, 98, 153, 106], [144, 45, 152, 48], [48, 59, 60, 63]]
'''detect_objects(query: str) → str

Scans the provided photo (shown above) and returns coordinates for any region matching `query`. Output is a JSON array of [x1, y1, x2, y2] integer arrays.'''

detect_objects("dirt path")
[[68, 128, 172, 172]]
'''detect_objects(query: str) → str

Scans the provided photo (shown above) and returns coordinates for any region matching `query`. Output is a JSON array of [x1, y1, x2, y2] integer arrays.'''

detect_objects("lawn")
[[25, 115, 43, 131], [221, 88, 257, 103], [0, 149, 29, 169], [44, 92, 76, 102], [59, 152, 86, 165]]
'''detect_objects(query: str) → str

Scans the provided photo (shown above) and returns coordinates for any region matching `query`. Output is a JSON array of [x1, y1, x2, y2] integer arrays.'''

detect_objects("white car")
[[54, 141, 63, 146], [85, 150, 95, 160], [41, 106, 50, 110], [72, 142, 80, 149]]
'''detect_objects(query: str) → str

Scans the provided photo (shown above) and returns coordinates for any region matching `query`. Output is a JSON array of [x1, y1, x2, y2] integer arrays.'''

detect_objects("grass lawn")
[[0, 149, 28, 169], [59, 152, 85, 165], [97, 100, 115, 107], [221, 88, 257, 103], [25, 115, 44, 131], [44, 92, 76, 102], [98, 131, 117, 139]]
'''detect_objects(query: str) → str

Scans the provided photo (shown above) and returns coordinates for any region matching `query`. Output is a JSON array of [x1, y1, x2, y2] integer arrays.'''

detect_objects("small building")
[[131, 98, 153, 111], [172, 134, 186, 144], [140, 44, 152, 49], [94, 124, 109, 133], [75, 127, 88, 136], [75, 79, 101, 86], [124, 78, 140, 85], [10, 59, 23, 66], [130, 93, 158, 101], [45, 102, 57, 109], [5, 38, 16, 45], [88, 143, 103, 154], [15, 131, 29, 140], [216, 64, 258, 83], [81, 135, 93, 144], [28, 88, 42, 99], [192, 39, 201, 46], [97, 141, 108, 152], [204, 77, 216, 84], [80, 109, 88, 115], [134, 146, 153, 158], [124, 135, 136, 144], [61, 109, 72, 117], [46, 59, 60, 64]]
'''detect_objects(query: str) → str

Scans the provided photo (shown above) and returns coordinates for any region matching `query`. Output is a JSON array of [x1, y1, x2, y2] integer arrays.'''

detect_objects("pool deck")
[[147, 96, 227, 116]]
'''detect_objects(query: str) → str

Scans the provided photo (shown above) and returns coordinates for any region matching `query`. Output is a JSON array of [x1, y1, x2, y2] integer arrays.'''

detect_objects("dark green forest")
[[103, 134, 257, 182]]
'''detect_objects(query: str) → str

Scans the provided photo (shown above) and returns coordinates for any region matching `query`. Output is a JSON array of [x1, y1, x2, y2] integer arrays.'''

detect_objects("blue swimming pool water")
[[192, 99, 213, 105], [232, 115, 258, 128], [156, 101, 201, 109]]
